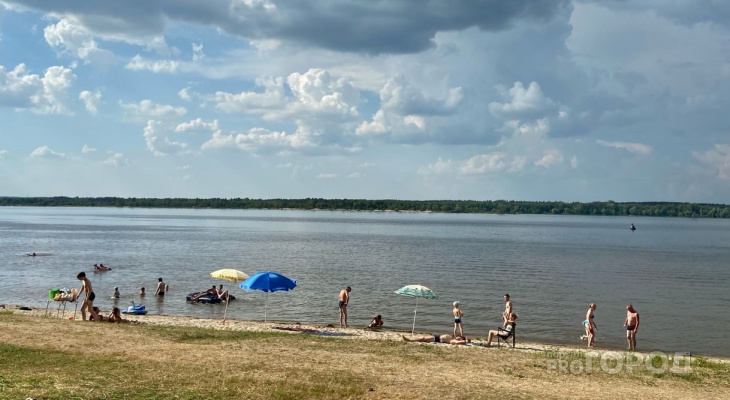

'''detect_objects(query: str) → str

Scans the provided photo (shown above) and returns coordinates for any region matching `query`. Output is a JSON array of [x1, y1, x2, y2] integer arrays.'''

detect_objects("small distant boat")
[[630, 224, 636, 231]]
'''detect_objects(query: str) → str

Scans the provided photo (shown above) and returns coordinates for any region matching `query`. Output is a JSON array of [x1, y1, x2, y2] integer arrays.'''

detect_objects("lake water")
[[1, 207, 729, 356]]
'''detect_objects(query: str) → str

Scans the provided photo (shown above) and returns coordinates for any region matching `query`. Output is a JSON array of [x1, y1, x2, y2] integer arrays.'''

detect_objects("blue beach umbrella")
[[239, 271, 297, 322], [395, 284, 439, 335]]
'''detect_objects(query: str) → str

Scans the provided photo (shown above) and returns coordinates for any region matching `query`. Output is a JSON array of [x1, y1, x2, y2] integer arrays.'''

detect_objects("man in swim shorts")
[[502, 294, 512, 327], [624, 304, 640, 350], [338, 286, 351, 327], [155, 278, 166, 296], [76, 272, 99, 322]]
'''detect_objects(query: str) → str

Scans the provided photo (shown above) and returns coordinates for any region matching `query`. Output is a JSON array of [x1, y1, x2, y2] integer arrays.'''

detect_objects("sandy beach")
[[8, 304, 730, 361], [2, 304, 729, 399]]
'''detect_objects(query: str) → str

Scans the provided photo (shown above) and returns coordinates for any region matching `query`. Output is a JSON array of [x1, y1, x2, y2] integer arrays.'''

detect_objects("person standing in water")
[[453, 301, 464, 337], [154, 278, 166, 296], [581, 303, 598, 348], [624, 304, 640, 350], [338, 286, 351, 327]]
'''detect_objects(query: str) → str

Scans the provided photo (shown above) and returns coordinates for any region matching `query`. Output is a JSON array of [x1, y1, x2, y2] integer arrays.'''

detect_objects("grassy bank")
[[0, 312, 728, 399]]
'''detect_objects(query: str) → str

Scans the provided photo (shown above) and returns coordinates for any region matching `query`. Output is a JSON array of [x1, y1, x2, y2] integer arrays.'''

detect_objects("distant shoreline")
[[1, 196, 729, 218]]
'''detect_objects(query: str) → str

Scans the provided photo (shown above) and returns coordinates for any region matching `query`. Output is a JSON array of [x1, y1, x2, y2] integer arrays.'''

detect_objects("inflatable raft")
[[186, 292, 236, 304], [122, 303, 147, 315]]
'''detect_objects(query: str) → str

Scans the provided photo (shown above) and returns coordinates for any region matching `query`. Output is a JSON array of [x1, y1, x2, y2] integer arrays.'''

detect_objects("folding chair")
[[496, 324, 516, 348]]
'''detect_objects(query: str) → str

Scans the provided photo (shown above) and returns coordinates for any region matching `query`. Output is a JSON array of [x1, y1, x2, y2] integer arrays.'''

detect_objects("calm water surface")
[[1, 207, 729, 356]]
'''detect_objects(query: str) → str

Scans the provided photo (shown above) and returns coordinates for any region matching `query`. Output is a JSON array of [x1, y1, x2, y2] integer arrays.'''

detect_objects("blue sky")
[[1, 0, 729, 202]]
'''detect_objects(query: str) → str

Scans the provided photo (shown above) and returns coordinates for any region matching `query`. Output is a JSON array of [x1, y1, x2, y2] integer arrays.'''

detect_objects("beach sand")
[[2, 304, 729, 399]]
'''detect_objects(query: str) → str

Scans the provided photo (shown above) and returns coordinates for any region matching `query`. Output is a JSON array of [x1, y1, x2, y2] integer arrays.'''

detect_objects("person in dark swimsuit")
[[155, 278, 166, 296], [76, 271, 99, 322], [401, 334, 467, 345], [624, 304, 640, 350]]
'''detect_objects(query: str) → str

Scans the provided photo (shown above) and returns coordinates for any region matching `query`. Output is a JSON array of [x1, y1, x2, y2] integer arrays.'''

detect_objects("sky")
[[0, 0, 729, 202]]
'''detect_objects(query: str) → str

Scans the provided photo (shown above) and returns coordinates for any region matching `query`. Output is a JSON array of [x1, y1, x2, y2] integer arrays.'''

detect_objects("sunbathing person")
[[191, 285, 218, 300], [402, 334, 468, 345], [108, 307, 128, 323], [89, 307, 109, 322], [486, 313, 517, 346]]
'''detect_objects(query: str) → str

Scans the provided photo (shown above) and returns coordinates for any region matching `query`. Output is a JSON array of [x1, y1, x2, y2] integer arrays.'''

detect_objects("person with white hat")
[[452, 301, 464, 337]]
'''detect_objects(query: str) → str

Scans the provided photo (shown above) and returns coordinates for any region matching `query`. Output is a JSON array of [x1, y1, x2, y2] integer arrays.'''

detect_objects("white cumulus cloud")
[[79, 90, 102, 115], [175, 118, 219, 133], [81, 144, 97, 153], [489, 81, 557, 117], [102, 152, 130, 166], [0, 64, 76, 114], [143, 120, 190, 156], [0, 149, 8, 158]]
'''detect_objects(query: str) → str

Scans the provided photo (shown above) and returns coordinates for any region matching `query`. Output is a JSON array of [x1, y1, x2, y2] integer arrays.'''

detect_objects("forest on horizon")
[[1, 196, 729, 218]]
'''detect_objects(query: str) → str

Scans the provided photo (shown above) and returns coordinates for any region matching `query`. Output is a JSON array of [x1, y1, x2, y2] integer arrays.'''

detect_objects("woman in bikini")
[[581, 303, 598, 348], [486, 313, 517, 346]]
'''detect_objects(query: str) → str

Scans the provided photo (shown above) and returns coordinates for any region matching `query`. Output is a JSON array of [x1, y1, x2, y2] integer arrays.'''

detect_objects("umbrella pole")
[[411, 297, 419, 335], [264, 291, 269, 323], [223, 295, 229, 323]]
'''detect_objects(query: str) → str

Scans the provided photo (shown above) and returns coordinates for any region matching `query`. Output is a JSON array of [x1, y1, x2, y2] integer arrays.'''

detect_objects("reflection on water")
[[1, 207, 729, 356]]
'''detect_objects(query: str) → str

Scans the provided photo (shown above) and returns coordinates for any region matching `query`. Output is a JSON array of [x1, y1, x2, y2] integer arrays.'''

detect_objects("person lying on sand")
[[402, 334, 468, 345]]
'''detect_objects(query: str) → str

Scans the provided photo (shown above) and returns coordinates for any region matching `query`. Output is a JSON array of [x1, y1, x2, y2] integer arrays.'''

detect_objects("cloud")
[[143, 120, 190, 156], [317, 173, 339, 179], [126, 55, 180, 73], [0, 63, 76, 114], [488, 81, 557, 117], [120, 99, 186, 120], [175, 118, 219, 133], [102, 152, 130, 166], [347, 172, 363, 179], [356, 76, 462, 140], [534, 149, 565, 167], [596, 139, 653, 155], [78, 90, 102, 115], [694, 144, 730, 182], [30, 146, 66, 159], [178, 87, 193, 101], [210, 76, 286, 114], [4, 0, 570, 54], [192, 42, 205, 62], [419, 152, 527, 176], [43, 18, 115, 67], [81, 144, 97, 153], [570, 156, 578, 169], [0, 149, 8, 158]]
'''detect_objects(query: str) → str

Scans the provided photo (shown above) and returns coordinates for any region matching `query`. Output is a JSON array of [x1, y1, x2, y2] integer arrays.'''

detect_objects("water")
[[1, 207, 729, 356]]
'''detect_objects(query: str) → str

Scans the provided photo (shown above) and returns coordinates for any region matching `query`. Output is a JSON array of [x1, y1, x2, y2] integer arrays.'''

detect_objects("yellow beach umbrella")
[[210, 269, 249, 322]]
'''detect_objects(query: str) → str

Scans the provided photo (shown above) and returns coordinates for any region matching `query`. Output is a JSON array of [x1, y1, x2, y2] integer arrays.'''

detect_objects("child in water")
[[139, 287, 145, 296]]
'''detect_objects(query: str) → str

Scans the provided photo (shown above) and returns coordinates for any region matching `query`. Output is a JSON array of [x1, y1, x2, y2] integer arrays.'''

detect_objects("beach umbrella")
[[210, 269, 249, 323], [239, 271, 297, 322], [395, 284, 439, 335]]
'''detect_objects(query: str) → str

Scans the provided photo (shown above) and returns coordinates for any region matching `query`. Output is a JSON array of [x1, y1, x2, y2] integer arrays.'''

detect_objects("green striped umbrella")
[[395, 284, 439, 335]]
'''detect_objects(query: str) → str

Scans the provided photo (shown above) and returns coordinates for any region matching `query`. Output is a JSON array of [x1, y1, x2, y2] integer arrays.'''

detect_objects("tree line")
[[1, 196, 729, 218]]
